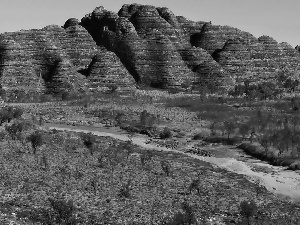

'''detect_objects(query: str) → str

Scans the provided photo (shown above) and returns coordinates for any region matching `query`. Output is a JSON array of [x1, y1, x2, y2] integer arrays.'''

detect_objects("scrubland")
[[0, 88, 300, 224]]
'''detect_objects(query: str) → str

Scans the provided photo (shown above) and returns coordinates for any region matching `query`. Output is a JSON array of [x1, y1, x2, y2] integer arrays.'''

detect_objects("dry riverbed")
[[44, 122, 300, 203]]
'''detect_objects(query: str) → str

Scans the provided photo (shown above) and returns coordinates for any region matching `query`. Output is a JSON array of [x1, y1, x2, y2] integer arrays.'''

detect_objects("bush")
[[139, 110, 156, 128], [188, 178, 200, 194], [159, 127, 173, 139], [118, 180, 131, 199], [239, 123, 250, 139], [240, 200, 257, 222], [140, 151, 153, 168], [161, 160, 171, 176], [164, 202, 197, 225], [107, 84, 118, 93], [192, 133, 204, 140], [81, 132, 95, 155], [0, 107, 13, 125], [40, 94, 53, 103], [27, 131, 43, 154], [5, 120, 32, 140], [115, 112, 125, 125], [12, 107, 23, 119], [48, 197, 79, 224], [61, 91, 70, 101], [224, 120, 236, 139]]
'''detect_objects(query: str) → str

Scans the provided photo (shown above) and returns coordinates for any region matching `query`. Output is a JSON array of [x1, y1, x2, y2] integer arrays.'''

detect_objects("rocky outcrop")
[[191, 23, 256, 54], [81, 5, 196, 88], [176, 16, 206, 46], [63, 18, 80, 29], [179, 47, 233, 90], [1, 3, 300, 95], [213, 36, 300, 84], [0, 25, 88, 95], [86, 48, 136, 91], [0, 22, 133, 96]]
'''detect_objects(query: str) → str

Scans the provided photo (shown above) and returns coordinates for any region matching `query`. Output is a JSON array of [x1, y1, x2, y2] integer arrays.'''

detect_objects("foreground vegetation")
[[1, 87, 300, 224]]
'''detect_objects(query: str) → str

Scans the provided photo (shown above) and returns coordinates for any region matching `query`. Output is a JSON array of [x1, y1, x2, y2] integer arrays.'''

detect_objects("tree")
[[239, 123, 250, 139], [81, 132, 95, 156], [224, 120, 235, 140], [5, 120, 32, 141], [291, 97, 300, 111], [27, 131, 43, 155]]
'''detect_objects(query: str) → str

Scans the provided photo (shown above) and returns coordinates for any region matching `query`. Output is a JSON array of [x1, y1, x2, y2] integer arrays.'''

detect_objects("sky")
[[0, 0, 299, 47]]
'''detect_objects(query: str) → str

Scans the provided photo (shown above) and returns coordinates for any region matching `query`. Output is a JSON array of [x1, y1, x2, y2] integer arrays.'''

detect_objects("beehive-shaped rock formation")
[[210, 33, 300, 85], [1, 3, 300, 95], [191, 23, 257, 55], [86, 48, 136, 91], [118, 4, 189, 49], [81, 5, 196, 88]]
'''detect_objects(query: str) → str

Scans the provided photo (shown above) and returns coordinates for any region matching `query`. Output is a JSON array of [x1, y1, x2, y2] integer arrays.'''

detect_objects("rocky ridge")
[[0, 3, 300, 96]]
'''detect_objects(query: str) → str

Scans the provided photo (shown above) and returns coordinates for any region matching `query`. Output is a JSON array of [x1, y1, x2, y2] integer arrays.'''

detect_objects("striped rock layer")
[[1, 3, 300, 96]]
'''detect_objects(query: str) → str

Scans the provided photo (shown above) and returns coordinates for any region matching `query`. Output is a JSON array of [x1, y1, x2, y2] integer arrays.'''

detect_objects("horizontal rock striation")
[[81, 4, 229, 90], [213, 35, 300, 84], [1, 3, 300, 95], [0, 26, 89, 95], [86, 47, 136, 91], [191, 23, 257, 55]]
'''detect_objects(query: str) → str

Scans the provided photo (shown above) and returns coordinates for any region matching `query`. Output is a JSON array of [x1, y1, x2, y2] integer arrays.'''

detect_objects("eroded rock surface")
[[1, 3, 300, 95]]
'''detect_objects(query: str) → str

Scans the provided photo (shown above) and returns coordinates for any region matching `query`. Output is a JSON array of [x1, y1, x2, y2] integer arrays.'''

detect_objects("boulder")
[[288, 161, 300, 170], [63, 18, 80, 29]]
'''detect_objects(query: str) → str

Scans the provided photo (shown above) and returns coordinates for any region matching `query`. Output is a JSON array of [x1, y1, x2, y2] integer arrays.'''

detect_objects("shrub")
[[5, 120, 32, 140], [291, 97, 300, 111], [115, 112, 125, 125], [192, 133, 204, 140], [27, 131, 43, 154], [188, 178, 200, 194], [159, 127, 173, 139], [161, 160, 171, 176], [122, 140, 134, 158], [40, 154, 49, 171], [139, 110, 156, 128], [40, 94, 53, 103], [12, 107, 23, 119], [61, 91, 70, 101], [168, 87, 182, 94], [81, 132, 95, 155], [48, 197, 78, 224], [224, 120, 235, 139], [118, 179, 131, 199], [0, 107, 13, 125], [209, 122, 217, 136], [140, 151, 153, 167], [107, 84, 118, 93], [240, 200, 258, 223], [239, 123, 250, 139], [165, 202, 197, 225]]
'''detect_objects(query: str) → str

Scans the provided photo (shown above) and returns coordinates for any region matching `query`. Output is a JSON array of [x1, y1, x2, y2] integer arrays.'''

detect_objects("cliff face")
[[0, 3, 299, 96]]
